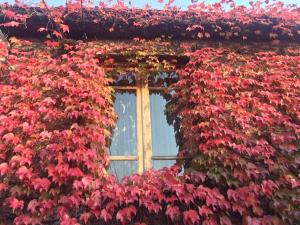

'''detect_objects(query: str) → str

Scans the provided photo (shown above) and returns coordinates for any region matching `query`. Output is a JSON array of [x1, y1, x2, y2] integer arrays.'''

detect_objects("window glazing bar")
[[151, 156, 192, 160], [110, 156, 138, 161], [140, 74, 153, 171], [111, 86, 137, 90], [136, 77, 144, 174], [148, 87, 176, 91]]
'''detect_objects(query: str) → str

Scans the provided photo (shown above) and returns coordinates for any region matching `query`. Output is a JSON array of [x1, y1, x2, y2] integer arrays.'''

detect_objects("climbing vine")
[[0, 39, 115, 224], [0, 0, 299, 224], [169, 47, 300, 224]]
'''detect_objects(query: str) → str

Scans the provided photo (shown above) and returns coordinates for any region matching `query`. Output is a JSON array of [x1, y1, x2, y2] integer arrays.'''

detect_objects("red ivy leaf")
[[32, 178, 51, 192], [166, 205, 179, 221], [16, 166, 32, 180], [37, 27, 47, 32], [0, 163, 9, 176], [100, 209, 112, 222], [116, 205, 137, 225], [0, 183, 7, 192], [198, 206, 213, 217], [3, 133, 19, 144], [44, 40, 59, 48], [60, 24, 70, 33], [27, 199, 38, 214], [53, 30, 63, 39], [0, 21, 20, 27], [183, 209, 200, 225], [8, 197, 24, 213], [220, 215, 232, 225], [80, 212, 91, 224], [2, 10, 16, 18]]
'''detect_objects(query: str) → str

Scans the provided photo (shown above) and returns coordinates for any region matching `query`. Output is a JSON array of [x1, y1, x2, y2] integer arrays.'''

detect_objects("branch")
[[41, 0, 65, 39]]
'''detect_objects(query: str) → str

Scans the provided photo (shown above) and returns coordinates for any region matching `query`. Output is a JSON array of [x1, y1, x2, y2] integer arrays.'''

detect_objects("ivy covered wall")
[[170, 47, 300, 224], [0, 37, 299, 225], [0, 0, 300, 224]]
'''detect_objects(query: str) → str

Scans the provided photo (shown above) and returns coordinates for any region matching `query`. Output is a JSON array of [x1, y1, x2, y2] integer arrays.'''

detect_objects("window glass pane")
[[152, 160, 175, 170], [150, 91, 178, 156], [109, 161, 137, 181], [148, 72, 178, 87], [109, 91, 137, 156]]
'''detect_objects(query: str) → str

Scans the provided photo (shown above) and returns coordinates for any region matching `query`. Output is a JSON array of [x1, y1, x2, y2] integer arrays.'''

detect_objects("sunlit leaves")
[[1, 0, 299, 41], [183, 210, 199, 225], [8, 198, 24, 213], [171, 47, 300, 224], [116, 205, 137, 224], [1, 38, 299, 224], [0, 1, 299, 224], [0, 40, 115, 223]]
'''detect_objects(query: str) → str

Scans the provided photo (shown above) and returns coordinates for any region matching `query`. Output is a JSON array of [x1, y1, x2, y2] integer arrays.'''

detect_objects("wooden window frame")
[[109, 73, 179, 175]]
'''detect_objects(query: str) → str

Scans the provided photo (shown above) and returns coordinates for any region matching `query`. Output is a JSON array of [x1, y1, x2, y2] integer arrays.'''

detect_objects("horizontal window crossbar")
[[110, 156, 137, 161], [152, 155, 191, 160], [148, 87, 177, 90], [109, 156, 191, 161], [110, 86, 137, 90]]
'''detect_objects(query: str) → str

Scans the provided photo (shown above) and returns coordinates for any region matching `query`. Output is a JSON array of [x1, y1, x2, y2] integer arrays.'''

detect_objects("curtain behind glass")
[[150, 91, 178, 168], [109, 91, 137, 156], [109, 91, 137, 180]]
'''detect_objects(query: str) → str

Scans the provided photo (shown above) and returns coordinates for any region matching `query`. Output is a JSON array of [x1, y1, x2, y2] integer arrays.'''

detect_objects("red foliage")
[[1, 0, 299, 41], [0, 1, 300, 224], [0, 8, 27, 27], [0, 40, 115, 223], [170, 48, 300, 224]]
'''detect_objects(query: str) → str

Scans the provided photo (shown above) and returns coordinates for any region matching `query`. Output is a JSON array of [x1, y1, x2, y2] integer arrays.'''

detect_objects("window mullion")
[[140, 75, 153, 171], [136, 77, 144, 174]]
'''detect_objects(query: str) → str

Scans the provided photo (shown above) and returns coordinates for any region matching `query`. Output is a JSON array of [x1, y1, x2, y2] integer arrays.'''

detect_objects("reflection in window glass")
[[110, 73, 137, 86], [109, 161, 137, 181], [150, 92, 178, 162], [109, 91, 137, 156], [148, 72, 178, 87]]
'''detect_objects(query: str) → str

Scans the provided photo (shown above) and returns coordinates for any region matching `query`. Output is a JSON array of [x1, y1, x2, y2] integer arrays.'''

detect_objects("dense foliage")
[[0, 40, 115, 224], [169, 48, 300, 224], [1, 0, 300, 41], [0, 0, 300, 224]]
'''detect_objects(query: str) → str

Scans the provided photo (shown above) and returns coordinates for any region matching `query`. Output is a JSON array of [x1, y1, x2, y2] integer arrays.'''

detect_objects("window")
[[108, 72, 179, 180]]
